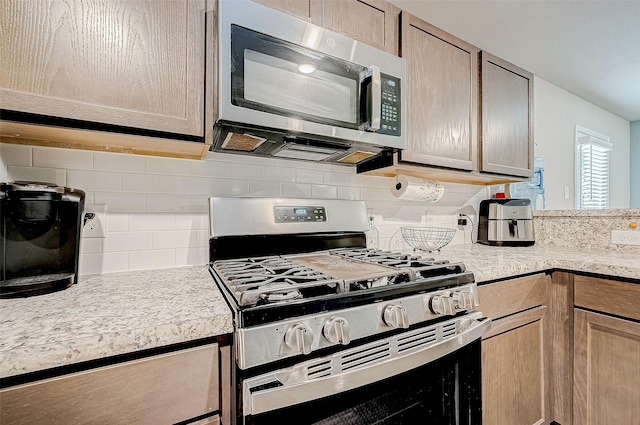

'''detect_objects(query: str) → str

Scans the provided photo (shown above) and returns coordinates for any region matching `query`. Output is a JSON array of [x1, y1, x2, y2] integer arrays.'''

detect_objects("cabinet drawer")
[[0, 344, 219, 424], [477, 273, 549, 320], [574, 275, 640, 321]]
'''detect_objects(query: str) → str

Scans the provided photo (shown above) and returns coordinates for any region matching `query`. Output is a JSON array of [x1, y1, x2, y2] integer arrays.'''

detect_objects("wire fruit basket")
[[400, 226, 456, 252]]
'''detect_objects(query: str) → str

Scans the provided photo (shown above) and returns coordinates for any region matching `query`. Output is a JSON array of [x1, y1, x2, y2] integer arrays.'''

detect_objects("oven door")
[[241, 313, 490, 425]]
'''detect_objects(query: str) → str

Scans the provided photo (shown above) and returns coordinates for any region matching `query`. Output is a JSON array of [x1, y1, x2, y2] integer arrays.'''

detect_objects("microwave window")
[[243, 50, 357, 123]]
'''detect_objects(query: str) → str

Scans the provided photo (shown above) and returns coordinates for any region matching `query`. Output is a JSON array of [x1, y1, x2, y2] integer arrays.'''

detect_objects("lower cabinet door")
[[481, 306, 547, 425], [574, 308, 640, 425], [0, 344, 219, 424]]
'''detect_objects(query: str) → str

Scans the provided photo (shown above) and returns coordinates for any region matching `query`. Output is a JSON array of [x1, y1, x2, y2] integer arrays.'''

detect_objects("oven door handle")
[[243, 313, 491, 416]]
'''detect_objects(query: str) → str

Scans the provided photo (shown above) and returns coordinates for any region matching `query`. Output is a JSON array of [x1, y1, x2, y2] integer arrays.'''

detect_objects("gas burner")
[[213, 256, 342, 306], [331, 248, 465, 278]]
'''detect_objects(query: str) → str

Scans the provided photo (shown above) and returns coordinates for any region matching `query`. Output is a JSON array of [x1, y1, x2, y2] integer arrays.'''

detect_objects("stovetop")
[[211, 248, 468, 309]]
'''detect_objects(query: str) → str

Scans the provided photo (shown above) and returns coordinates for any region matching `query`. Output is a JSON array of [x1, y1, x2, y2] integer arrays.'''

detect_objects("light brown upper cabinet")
[[254, 0, 400, 55], [251, 0, 323, 24], [398, 13, 479, 171], [360, 11, 534, 184], [0, 0, 210, 159], [480, 51, 534, 178]]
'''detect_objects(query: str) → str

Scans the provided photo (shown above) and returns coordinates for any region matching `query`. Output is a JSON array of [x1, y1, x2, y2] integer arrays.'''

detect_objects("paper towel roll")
[[391, 175, 444, 202]]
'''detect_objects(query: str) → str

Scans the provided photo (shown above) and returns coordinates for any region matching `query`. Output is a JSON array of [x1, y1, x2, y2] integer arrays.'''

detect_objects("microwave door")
[[230, 25, 367, 130]]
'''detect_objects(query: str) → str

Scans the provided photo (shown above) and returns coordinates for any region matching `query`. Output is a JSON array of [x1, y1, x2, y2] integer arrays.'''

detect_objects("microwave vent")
[[338, 151, 376, 164], [222, 132, 266, 152]]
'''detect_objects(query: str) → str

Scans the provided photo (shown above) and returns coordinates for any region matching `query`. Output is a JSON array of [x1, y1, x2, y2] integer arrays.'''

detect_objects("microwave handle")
[[369, 65, 381, 132]]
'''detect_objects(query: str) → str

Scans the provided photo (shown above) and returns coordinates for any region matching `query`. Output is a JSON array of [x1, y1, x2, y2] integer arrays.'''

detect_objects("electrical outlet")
[[611, 230, 640, 246], [83, 204, 106, 238], [564, 187, 570, 200]]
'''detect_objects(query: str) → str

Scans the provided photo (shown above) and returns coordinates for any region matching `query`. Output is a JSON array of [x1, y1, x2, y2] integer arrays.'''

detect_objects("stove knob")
[[284, 323, 314, 355], [383, 305, 409, 329], [323, 317, 351, 345], [453, 290, 478, 310], [430, 295, 455, 316]]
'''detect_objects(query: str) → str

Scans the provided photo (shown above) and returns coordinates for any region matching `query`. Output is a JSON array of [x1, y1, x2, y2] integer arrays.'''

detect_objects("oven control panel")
[[274, 206, 326, 223]]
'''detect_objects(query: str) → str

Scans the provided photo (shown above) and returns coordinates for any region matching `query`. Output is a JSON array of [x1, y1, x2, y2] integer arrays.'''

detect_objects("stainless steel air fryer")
[[1, 181, 85, 298], [478, 198, 535, 246]]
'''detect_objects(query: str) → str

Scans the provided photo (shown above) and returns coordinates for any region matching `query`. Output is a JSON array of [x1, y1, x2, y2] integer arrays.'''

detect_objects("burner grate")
[[212, 248, 467, 307]]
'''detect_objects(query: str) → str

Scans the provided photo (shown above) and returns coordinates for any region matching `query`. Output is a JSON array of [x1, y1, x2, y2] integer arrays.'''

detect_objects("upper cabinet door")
[[0, 0, 206, 137], [399, 12, 479, 170], [480, 51, 534, 177], [251, 0, 323, 24], [323, 0, 400, 55]]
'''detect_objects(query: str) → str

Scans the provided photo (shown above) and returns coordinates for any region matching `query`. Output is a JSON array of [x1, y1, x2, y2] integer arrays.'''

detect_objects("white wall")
[[533, 77, 630, 209], [0, 144, 485, 275], [631, 120, 640, 208]]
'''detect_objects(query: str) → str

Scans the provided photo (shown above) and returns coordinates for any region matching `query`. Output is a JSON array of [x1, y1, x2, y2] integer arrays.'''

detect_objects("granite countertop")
[[0, 266, 233, 379], [430, 244, 640, 283], [1, 246, 639, 380]]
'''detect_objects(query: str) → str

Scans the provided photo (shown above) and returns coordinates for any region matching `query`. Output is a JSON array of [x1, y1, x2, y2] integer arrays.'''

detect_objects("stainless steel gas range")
[[208, 197, 491, 425]]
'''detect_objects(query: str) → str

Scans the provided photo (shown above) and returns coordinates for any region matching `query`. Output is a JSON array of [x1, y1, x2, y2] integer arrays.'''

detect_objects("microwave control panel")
[[274, 206, 327, 223], [379, 74, 401, 136]]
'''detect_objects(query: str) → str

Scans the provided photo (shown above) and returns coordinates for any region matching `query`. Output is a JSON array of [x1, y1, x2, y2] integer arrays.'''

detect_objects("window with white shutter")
[[575, 126, 612, 209]]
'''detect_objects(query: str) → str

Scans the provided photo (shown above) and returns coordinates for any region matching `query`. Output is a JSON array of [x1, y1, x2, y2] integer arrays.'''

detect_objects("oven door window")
[[230, 25, 365, 129], [244, 341, 481, 425]]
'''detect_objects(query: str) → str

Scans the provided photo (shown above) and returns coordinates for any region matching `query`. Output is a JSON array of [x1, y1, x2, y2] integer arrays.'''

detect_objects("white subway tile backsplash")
[[80, 238, 102, 254], [68, 170, 121, 192], [265, 166, 296, 182], [122, 173, 171, 193], [176, 213, 208, 230], [175, 247, 208, 266], [324, 171, 356, 186], [106, 212, 129, 232], [207, 151, 244, 163], [249, 180, 281, 197], [129, 249, 175, 270], [190, 159, 231, 178], [360, 187, 385, 201], [94, 152, 145, 173], [152, 230, 197, 249], [296, 168, 324, 184], [230, 163, 265, 180], [211, 179, 249, 197], [146, 194, 194, 212], [311, 185, 338, 199], [95, 192, 146, 212], [0, 165, 7, 181], [146, 156, 191, 176], [129, 213, 176, 231], [79, 252, 129, 275], [103, 231, 152, 252], [33, 146, 93, 170], [170, 175, 212, 195], [9, 145, 478, 273], [303, 162, 333, 171], [0, 144, 31, 166], [337, 186, 359, 200], [190, 196, 210, 212], [282, 182, 312, 198], [195, 229, 209, 247]]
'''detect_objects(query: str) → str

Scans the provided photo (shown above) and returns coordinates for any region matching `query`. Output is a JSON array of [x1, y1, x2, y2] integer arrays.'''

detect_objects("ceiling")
[[390, 0, 640, 122]]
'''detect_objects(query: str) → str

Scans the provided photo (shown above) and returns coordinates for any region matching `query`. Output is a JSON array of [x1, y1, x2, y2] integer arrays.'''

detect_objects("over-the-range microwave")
[[212, 0, 407, 165]]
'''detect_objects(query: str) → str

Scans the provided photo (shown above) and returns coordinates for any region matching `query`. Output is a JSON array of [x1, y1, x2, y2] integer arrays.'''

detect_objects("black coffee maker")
[[1, 181, 85, 298]]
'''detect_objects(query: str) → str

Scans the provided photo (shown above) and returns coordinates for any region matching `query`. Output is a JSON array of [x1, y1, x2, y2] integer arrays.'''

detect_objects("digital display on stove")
[[274, 206, 326, 223]]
